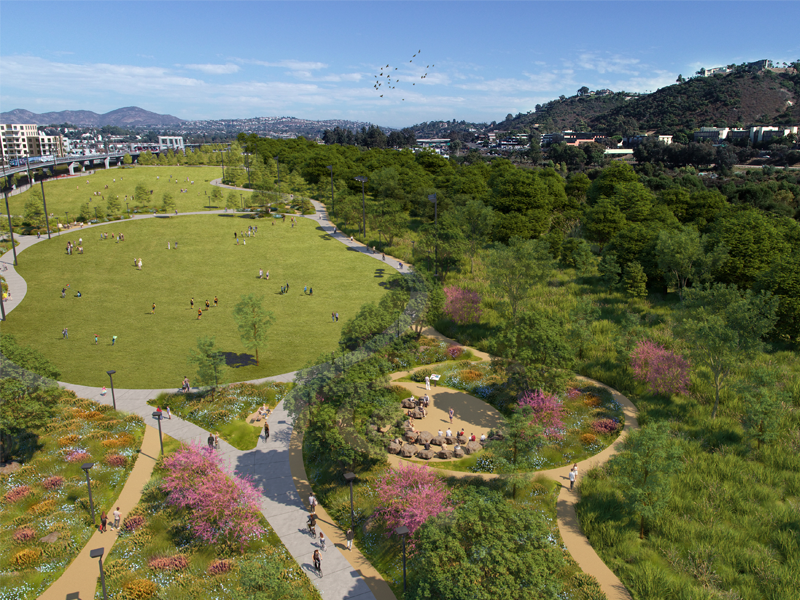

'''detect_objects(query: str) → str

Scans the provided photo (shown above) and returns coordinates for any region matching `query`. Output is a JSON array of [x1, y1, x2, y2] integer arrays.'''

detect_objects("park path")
[[38, 426, 160, 600]]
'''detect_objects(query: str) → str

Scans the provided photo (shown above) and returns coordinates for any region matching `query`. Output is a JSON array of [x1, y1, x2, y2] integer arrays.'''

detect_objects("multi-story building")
[[1, 123, 66, 163], [158, 136, 185, 151]]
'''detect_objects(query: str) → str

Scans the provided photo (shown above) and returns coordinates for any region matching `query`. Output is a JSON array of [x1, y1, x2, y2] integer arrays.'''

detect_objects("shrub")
[[375, 463, 454, 540], [123, 515, 146, 531], [580, 433, 598, 445], [411, 368, 433, 383], [122, 579, 157, 600], [583, 395, 602, 407], [208, 559, 232, 575], [105, 454, 127, 467], [12, 548, 42, 568], [101, 439, 124, 449], [447, 345, 464, 359], [444, 286, 482, 324], [4, 485, 33, 504], [148, 555, 189, 571], [13, 527, 36, 543], [64, 450, 92, 463], [58, 434, 81, 446], [631, 339, 690, 396], [518, 390, 565, 439], [591, 418, 620, 434], [29, 499, 56, 515], [459, 369, 484, 383]]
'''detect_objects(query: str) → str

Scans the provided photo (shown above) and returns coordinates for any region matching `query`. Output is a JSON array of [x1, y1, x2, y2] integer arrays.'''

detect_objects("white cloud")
[[243, 59, 328, 71], [183, 63, 240, 75], [576, 52, 641, 75]]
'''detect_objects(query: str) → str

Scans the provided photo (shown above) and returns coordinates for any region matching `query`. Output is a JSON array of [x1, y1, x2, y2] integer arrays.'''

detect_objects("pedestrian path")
[[39, 426, 161, 600]]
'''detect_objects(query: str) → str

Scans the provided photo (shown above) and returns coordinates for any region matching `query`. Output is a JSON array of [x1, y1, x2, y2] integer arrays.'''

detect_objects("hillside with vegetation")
[[494, 92, 631, 134]]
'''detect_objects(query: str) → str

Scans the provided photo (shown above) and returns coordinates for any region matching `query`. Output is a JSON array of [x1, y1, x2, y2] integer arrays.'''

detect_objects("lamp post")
[[326, 165, 335, 219], [274, 156, 281, 196], [94, 206, 98, 222], [106, 370, 116, 410], [240, 193, 243, 209], [428, 193, 438, 277], [343, 472, 356, 532], [89, 548, 108, 600], [81, 462, 96, 525], [65, 211, 69, 228], [66, 593, 81, 600], [126, 202, 129, 215], [3, 190, 18, 266], [39, 174, 51, 239], [395, 525, 410, 592], [221, 148, 225, 182], [354, 176, 368, 239], [152, 412, 164, 454]]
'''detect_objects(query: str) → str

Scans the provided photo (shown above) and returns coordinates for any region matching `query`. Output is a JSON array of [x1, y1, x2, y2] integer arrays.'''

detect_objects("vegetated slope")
[[0, 106, 184, 127], [494, 93, 630, 133], [591, 71, 799, 135]]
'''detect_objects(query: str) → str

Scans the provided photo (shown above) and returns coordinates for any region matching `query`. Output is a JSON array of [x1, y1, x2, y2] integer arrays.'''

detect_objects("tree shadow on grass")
[[222, 352, 257, 368]]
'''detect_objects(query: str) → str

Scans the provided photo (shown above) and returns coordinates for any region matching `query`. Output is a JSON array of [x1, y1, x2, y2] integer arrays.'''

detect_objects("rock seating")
[[402, 420, 413, 430], [401, 398, 416, 409], [404, 431, 419, 443], [416, 449, 436, 460], [400, 444, 417, 458], [437, 449, 453, 459], [464, 441, 483, 455], [453, 447, 465, 459], [387, 441, 402, 454], [456, 435, 468, 445], [417, 431, 434, 445], [489, 433, 504, 441], [444, 436, 455, 445], [431, 435, 447, 446]]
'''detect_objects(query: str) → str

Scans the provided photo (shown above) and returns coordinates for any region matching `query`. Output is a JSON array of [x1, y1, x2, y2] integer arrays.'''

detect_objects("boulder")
[[400, 444, 417, 458], [411, 409, 424, 419], [437, 449, 453, 459], [387, 441, 402, 455], [489, 432, 504, 441], [431, 435, 447, 447], [464, 441, 483, 455], [456, 435, 468, 445], [402, 420, 413, 430], [401, 399, 416, 409], [39, 532, 60, 544], [0, 462, 21, 475], [404, 431, 418, 443], [416, 449, 436, 460], [444, 436, 455, 445], [453, 448, 465, 459], [417, 431, 434, 445]]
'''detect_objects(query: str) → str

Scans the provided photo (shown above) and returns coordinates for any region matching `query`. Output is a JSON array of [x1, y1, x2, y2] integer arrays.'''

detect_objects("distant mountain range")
[[0, 107, 184, 127]]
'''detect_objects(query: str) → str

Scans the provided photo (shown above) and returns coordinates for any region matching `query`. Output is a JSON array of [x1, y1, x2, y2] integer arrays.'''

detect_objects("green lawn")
[[10, 165, 251, 218], [3, 215, 388, 388]]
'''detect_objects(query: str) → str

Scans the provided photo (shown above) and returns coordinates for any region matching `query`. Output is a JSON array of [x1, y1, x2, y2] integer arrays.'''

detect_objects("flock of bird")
[[373, 50, 434, 100]]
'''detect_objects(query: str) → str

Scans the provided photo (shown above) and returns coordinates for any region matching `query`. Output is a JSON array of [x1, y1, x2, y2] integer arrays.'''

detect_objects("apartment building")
[[1, 123, 66, 163]]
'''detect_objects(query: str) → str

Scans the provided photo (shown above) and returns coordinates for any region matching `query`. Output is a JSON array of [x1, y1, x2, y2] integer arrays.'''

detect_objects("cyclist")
[[313, 550, 322, 577], [307, 512, 317, 538]]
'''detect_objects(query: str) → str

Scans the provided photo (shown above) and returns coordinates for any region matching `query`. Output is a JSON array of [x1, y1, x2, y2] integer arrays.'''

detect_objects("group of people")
[[207, 432, 221, 449], [97, 506, 121, 533], [258, 268, 270, 280], [65, 240, 83, 255], [189, 296, 219, 319]]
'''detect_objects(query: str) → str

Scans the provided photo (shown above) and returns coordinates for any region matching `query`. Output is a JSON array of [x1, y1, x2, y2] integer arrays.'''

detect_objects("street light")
[[89, 548, 108, 600], [126, 202, 129, 215], [428, 193, 438, 276], [106, 370, 116, 410], [152, 412, 164, 455], [3, 190, 18, 266], [81, 462, 96, 525], [66, 593, 81, 600], [343, 472, 356, 532], [326, 165, 335, 219], [354, 176, 368, 239], [395, 525, 410, 592], [39, 171, 52, 239]]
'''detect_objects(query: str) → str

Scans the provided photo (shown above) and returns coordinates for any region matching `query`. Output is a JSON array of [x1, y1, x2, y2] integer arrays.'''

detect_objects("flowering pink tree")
[[518, 390, 565, 439], [444, 287, 482, 325], [631, 340, 690, 396], [161, 443, 264, 551], [375, 463, 454, 540]]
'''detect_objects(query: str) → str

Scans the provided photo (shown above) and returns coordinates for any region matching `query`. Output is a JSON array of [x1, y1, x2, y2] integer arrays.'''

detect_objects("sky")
[[1, 1, 799, 128]]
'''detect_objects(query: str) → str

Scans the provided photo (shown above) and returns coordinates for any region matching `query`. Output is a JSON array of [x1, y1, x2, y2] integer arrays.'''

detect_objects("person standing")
[[166, 406, 172, 420], [197, 309, 202, 320], [213, 296, 218, 307], [570, 464, 579, 490], [152, 302, 156, 314], [346, 528, 354, 550], [168, 242, 170, 250], [309, 494, 317, 514], [112, 507, 121, 530], [425, 376, 431, 390], [335, 312, 339, 321], [259, 268, 263, 279], [62, 327, 68, 339], [61, 287, 66, 298], [332, 312, 335, 322], [94, 334, 98, 345], [207, 433, 215, 450], [319, 531, 326, 551], [264, 422, 270, 441], [112, 335, 117, 345], [449, 407, 454, 424], [205, 299, 210, 311], [190, 297, 194, 310]]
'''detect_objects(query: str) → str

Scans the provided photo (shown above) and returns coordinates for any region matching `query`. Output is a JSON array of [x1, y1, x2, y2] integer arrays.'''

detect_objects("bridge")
[[1, 151, 149, 179]]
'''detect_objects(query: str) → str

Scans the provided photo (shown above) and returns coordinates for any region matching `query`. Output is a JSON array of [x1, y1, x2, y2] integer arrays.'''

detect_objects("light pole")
[[66, 593, 81, 600], [94, 206, 98, 222], [354, 176, 368, 239], [152, 412, 164, 454], [89, 548, 108, 600], [106, 370, 116, 410], [39, 174, 51, 239], [220, 148, 225, 182], [126, 202, 129, 215], [81, 462, 96, 525], [274, 156, 281, 196], [343, 472, 356, 532], [396, 525, 410, 592], [428, 193, 438, 277], [326, 165, 335, 219], [3, 190, 18, 266]]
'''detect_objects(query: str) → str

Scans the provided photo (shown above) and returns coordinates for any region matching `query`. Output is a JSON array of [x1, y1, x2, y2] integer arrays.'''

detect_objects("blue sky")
[[1, 1, 798, 128]]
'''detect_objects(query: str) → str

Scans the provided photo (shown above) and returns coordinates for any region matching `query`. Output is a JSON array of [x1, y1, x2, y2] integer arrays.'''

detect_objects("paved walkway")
[[39, 426, 161, 600]]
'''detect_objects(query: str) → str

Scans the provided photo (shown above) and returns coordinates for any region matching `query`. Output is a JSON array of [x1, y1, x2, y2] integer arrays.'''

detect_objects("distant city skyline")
[[1, 1, 798, 128]]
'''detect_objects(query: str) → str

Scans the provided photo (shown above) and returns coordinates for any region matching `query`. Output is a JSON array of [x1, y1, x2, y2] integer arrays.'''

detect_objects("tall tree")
[[486, 237, 554, 323], [187, 336, 227, 399], [444, 199, 495, 274], [23, 189, 45, 228], [161, 191, 176, 213], [655, 225, 703, 300], [231, 294, 275, 366], [134, 183, 149, 205]]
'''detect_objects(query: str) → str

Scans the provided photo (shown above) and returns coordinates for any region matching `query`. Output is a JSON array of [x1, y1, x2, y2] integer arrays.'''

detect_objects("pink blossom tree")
[[518, 390, 565, 439], [375, 463, 454, 540], [444, 287, 482, 325], [631, 340, 690, 396], [161, 443, 264, 551]]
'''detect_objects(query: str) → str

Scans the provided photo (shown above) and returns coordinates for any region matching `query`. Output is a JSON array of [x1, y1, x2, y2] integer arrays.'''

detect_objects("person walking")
[[213, 296, 218, 307], [197, 309, 202, 320], [207, 433, 215, 450], [100, 511, 108, 533], [313, 550, 322, 577], [425, 376, 431, 390], [62, 327, 68, 339], [449, 407, 454, 424], [94, 334, 98, 345], [264, 422, 270, 441], [112, 507, 121, 530], [319, 531, 326, 551], [346, 528, 354, 550], [309, 494, 317, 514], [112, 335, 117, 345], [259, 268, 263, 279], [570, 464, 579, 490], [166, 406, 172, 420], [190, 297, 194, 310], [137, 258, 142, 270], [151, 302, 156, 315]]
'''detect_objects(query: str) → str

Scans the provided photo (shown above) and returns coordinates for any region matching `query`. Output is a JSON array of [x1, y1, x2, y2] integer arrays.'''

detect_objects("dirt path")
[[39, 425, 161, 600]]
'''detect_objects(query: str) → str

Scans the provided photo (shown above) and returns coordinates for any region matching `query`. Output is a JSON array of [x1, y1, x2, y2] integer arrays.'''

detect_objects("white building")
[[1, 123, 65, 163], [158, 136, 185, 151]]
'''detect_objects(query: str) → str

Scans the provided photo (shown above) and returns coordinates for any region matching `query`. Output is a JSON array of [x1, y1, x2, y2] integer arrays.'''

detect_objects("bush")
[[13, 527, 37, 543], [42, 476, 65, 490], [64, 450, 92, 463], [208, 559, 232, 575], [444, 287, 483, 324], [123, 515, 146, 531], [122, 578, 157, 600], [411, 368, 433, 383], [58, 434, 81, 446], [4, 485, 33, 504], [12, 548, 42, 568], [519, 390, 566, 439], [105, 454, 127, 467], [447, 345, 464, 359], [148, 555, 189, 571], [591, 418, 620, 434], [631, 339, 690, 396], [29, 499, 56, 515], [580, 433, 598, 445]]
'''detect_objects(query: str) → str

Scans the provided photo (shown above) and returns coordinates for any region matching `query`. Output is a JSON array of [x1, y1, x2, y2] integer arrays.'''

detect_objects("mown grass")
[[3, 215, 388, 387], [10, 166, 252, 219], [0, 392, 145, 600]]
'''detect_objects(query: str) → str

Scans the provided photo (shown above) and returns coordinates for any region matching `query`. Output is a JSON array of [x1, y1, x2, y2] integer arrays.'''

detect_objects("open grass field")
[[2, 214, 388, 388], [9, 166, 252, 218]]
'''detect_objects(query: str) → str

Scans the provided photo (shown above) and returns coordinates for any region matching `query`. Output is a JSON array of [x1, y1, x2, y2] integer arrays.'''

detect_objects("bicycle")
[[314, 558, 322, 578], [307, 518, 317, 538]]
